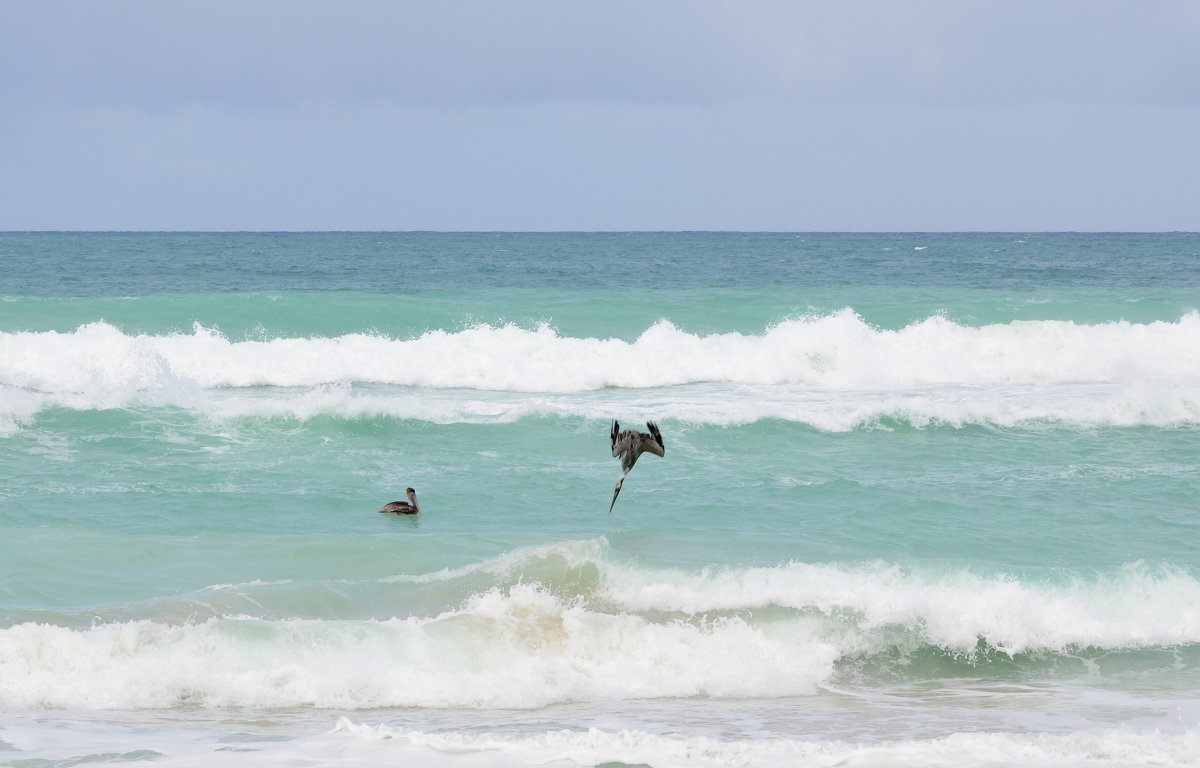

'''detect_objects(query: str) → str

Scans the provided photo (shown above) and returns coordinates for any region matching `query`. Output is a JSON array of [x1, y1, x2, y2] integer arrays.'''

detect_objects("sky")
[[2, 1, 1198, 231]]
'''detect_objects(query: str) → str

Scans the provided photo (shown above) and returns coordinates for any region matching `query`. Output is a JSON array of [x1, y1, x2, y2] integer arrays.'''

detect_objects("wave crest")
[[6, 543, 1199, 711], [3, 311, 1199, 431]]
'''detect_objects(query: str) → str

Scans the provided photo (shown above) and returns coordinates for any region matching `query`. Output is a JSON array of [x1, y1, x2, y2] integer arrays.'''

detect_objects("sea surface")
[[2, 231, 1200, 767]]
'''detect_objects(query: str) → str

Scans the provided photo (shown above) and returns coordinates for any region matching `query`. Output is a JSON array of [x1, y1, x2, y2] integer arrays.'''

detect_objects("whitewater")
[[2, 231, 1199, 767], [3, 309, 1199, 433]]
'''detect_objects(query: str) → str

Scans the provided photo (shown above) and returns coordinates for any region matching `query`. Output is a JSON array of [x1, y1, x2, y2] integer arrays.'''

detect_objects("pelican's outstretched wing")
[[643, 421, 665, 457]]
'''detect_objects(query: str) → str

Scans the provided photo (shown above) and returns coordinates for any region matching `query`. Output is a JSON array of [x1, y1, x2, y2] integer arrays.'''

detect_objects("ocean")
[[2, 231, 1199, 767]]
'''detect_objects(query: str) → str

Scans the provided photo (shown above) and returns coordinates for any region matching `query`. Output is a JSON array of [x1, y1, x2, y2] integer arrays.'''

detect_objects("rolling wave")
[[5, 540, 1199, 711], [2, 310, 1199, 431]]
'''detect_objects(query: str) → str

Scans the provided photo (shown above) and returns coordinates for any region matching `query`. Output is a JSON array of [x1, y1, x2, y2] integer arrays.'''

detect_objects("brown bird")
[[609, 420, 665, 513], [379, 487, 420, 515]]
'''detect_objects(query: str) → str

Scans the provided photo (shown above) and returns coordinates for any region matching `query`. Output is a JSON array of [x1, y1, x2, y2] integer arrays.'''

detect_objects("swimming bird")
[[609, 420, 664, 513], [379, 487, 420, 515]]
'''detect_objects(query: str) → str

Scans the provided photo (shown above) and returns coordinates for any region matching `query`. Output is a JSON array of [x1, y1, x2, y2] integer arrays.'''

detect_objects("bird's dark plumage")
[[379, 487, 420, 515], [608, 420, 665, 513]]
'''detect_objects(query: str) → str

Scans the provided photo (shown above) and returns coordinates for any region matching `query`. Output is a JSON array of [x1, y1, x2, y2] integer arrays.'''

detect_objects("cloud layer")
[[3, 1, 1198, 230]]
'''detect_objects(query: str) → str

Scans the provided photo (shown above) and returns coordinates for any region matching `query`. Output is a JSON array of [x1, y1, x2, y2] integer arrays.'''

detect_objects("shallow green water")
[[2, 232, 1200, 766]]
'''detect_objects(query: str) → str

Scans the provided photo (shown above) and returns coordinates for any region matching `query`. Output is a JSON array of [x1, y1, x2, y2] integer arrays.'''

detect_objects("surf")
[[6, 543, 1200, 712], [3, 311, 1200, 432]]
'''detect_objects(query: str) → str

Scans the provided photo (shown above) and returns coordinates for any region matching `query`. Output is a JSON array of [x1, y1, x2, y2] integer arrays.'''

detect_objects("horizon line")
[[3, 229, 1198, 236]]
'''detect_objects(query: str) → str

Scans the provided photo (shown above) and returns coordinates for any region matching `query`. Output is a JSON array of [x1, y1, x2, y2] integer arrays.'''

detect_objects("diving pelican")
[[379, 487, 420, 515], [609, 420, 665, 513]]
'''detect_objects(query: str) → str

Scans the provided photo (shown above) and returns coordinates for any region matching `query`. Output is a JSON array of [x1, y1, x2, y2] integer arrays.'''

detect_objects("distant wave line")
[[2, 310, 1198, 393]]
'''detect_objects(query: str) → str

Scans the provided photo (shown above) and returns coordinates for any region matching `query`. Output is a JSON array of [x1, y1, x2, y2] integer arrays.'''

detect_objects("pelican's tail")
[[608, 472, 627, 514]]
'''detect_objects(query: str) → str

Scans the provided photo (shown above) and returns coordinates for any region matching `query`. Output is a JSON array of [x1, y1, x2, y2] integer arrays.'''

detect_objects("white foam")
[[0, 311, 1193, 391], [4, 549, 1200, 711], [326, 721, 1200, 768], [597, 558, 1200, 655], [386, 540, 1200, 657], [0, 584, 835, 710], [0, 313, 1198, 430], [7, 716, 1199, 768], [2, 312, 1199, 430]]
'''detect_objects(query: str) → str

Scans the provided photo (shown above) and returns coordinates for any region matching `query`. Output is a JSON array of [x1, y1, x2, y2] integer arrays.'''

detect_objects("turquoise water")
[[2, 232, 1200, 766]]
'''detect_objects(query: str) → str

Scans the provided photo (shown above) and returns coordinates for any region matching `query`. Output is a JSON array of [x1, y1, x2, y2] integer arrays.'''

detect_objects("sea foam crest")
[[2, 311, 1199, 429], [0, 584, 836, 710], [596, 558, 1200, 655], [5, 545, 1200, 711], [433, 542, 1200, 654], [4, 312, 1199, 391], [328, 720, 1200, 768], [10, 716, 1200, 767]]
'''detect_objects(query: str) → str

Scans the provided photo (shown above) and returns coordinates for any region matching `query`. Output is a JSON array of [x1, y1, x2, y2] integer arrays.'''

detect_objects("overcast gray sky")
[[2, 1, 1198, 231]]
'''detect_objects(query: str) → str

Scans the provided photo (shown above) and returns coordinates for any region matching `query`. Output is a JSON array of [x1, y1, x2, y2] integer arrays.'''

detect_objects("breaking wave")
[[4, 540, 1200, 711], [2, 311, 1199, 432]]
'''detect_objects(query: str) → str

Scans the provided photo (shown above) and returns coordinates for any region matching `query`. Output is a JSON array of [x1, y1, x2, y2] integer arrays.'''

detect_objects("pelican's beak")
[[608, 475, 625, 514]]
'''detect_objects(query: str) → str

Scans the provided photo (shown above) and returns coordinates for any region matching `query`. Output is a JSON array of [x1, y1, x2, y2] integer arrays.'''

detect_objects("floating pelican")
[[379, 487, 420, 515], [609, 420, 664, 513]]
